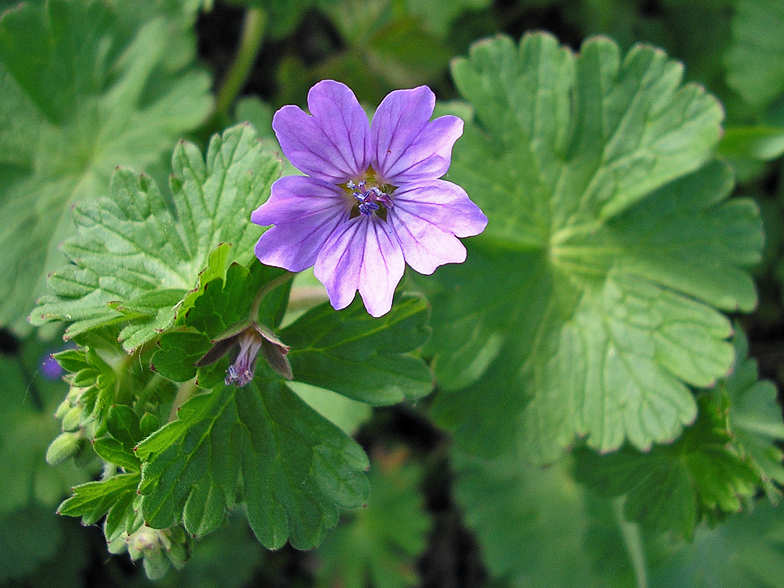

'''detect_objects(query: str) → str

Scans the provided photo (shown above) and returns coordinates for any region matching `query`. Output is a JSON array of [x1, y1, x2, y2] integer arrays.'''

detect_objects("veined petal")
[[388, 207, 467, 275], [251, 175, 348, 226], [371, 86, 463, 183], [314, 217, 405, 317], [392, 179, 488, 237], [273, 80, 371, 182], [253, 177, 350, 272]]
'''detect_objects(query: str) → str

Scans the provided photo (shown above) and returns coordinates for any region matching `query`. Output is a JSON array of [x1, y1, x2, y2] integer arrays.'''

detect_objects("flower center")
[[344, 171, 395, 221]]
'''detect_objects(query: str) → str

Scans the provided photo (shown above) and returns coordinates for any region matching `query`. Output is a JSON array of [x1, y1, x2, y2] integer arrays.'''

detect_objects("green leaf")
[[418, 33, 761, 463], [647, 501, 784, 588], [719, 126, 784, 161], [152, 259, 291, 387], [0, 0, 212, 327], [725, 0, 784, 109], [92, 437, 141, 472], [452, 451, 634, 588], [281, 295, 433, 405], [31, 124, 282, 350], [573, 393, 761, 539], [315, 449, 432, 588], [715, 330, 784, 500], [57, 473, 141, 526], [288, 382, 372, 436], [135, 381, 369, 549], [106, 404, 144, 449]]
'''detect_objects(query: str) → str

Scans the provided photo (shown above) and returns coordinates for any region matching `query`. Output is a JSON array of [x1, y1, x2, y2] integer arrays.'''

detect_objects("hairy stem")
[[212, 7, 267, 122], [249, 271, 295, 321], [168, 378, 198, 422], [135, 373, 166, 415], [612, 497, 649, 588]]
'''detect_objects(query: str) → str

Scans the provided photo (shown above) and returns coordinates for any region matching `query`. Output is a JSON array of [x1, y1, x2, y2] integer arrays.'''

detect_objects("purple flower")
[[251, 80, 488, 317], [196, 322, 293, 386]]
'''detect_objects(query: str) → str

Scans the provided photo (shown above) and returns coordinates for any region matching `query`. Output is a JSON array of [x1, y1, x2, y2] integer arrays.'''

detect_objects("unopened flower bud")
[[46, 431, 81, 465], [61, 405, 83, 432]]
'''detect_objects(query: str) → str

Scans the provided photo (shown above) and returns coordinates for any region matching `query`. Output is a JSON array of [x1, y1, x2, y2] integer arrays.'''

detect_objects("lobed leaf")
[[573, 394, 761, 539], [418, 33, 762, 463], [31, 124, 282, 350], [135, 380, 370, 549], [0, 0, 212, 327]]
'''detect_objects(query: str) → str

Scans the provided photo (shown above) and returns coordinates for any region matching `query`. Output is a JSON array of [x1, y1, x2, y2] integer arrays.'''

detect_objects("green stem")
[[168, 378, 198, 423], [212, 7, 267, 123], [134, 373, 165, 415], [249, 271, 295, 321], [612, 497, 649, 588], [113, 352, 137, 406]]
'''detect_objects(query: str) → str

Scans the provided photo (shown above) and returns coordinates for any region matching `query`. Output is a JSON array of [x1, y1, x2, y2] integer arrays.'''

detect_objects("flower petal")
[[392, 179, 488, 237], [253, 176, 350, 272], [388, 207, 467, 275], [371, 86, 464, 183], [314, 217, 405, 317], [272, 80, 371, 182]]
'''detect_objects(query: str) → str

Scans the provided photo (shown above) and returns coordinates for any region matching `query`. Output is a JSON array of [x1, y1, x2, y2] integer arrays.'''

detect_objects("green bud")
[[54, 399, 71, 419], [46, 432, 81, 465], [61, 405, 83, 432]]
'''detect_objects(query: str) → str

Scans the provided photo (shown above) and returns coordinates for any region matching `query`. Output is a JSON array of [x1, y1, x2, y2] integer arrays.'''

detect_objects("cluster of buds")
[[46, 385, 97, 466], [108, 525, 189, 580]]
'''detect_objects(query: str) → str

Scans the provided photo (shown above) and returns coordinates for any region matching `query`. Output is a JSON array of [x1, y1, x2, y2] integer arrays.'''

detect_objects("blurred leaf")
[[453, 451, 634, 588], [720, 126, 784, 161], [282, 295, 433, 405], [403, 0, 492, 37], [0, 504, 64, 582], [31, 124, 281, 351], [418, 33, 761, 463], [315, 448, 432, 588], [647, 501, 784, 588], [0, 0, 212, 328], [726, 0, 784, 109], [0, 335, 88, 514], [161, 514, 264, 588], [135, 380, 370, 549]]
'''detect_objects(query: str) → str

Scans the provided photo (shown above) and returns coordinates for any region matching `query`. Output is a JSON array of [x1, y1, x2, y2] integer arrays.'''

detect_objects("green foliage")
[[573, 395, 760, 539], [281, 295, 433, 405], [135, 381, 370, 549], [0, 0, 212, 328], [31, 124, 281, 350], [453, 452, 634, 588], [419, 32, 762, 463], [314, 448, 432, 588], [646, 501, 784, 588], [713, 331, 784, 499], [726, 0, 784, 110], [574, 329, 784, 539]]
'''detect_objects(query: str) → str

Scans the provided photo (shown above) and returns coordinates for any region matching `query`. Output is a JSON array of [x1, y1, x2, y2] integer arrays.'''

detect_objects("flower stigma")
[[345, 170, 394, 220]]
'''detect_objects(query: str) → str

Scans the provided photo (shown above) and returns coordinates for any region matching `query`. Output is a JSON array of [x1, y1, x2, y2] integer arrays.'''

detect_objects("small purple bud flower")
[[196, 323, 292, 386], [252, 80, 488, 317], [41, 353, 64, 380]]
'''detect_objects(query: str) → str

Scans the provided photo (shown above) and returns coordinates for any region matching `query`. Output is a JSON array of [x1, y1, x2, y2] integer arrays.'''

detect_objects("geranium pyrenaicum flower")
[[251, 80, 488, 318]]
